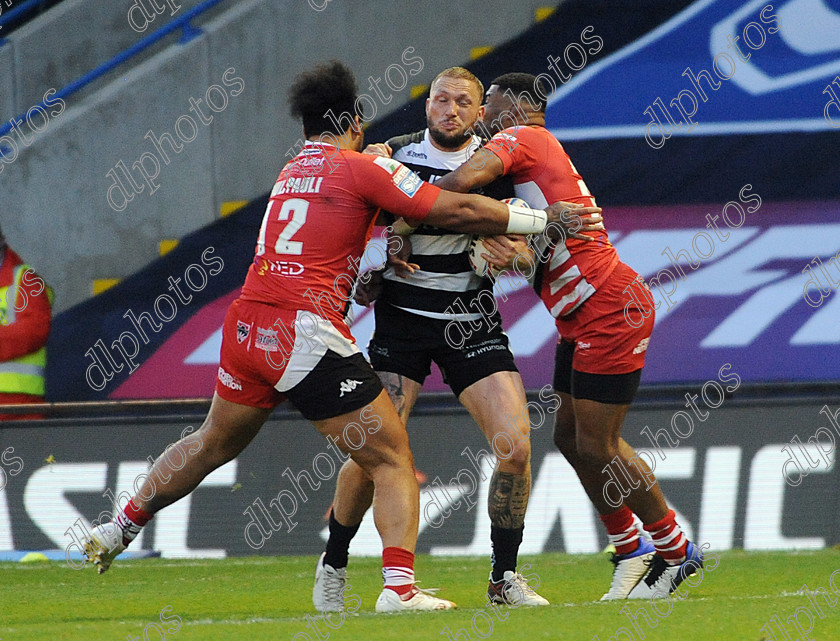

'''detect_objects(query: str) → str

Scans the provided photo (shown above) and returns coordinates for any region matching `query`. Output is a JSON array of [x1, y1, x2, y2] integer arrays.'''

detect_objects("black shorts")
[[288, 350, 383, 421], [368, 302, 518, 397], [553, 340, 642, 405]]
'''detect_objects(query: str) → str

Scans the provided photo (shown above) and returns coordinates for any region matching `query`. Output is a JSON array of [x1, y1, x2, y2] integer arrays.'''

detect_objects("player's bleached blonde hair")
[[430, 67, 484, 102]]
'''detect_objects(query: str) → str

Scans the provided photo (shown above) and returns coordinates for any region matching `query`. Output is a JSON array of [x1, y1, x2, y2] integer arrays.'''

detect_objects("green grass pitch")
[[2, 550, 839, 640]]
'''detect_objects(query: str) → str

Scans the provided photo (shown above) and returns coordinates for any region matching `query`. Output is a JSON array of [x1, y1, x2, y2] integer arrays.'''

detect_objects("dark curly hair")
[[288, 60, 359, 138], [490, 72, 548, 113]]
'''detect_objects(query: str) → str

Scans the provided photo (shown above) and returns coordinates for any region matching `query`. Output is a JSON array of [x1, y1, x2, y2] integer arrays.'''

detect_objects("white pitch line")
[[174, 591, 815, 626], [102, 559, 282, 568], [183, 612, 371, 626]]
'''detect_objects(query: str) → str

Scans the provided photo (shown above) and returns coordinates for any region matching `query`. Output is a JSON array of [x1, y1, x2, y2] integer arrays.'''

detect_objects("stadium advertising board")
[[106, 198, 840, 401], [2, 398, 838, 559], [544, 0, 840, 142]]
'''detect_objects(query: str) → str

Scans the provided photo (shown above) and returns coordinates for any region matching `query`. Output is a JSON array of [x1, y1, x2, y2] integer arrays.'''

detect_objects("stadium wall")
[[4, 0, 211, 115], [0, 0, 553, 314], [2, 396, 837, 559], [0, 43, 14, 122]]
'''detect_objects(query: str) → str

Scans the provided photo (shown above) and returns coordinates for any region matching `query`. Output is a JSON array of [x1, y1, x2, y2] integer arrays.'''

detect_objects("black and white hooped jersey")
[[380, 129, 514, 321]]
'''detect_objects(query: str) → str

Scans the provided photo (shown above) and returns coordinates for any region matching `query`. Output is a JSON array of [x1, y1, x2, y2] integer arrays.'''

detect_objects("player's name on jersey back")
[[273, 177, 324, 196]]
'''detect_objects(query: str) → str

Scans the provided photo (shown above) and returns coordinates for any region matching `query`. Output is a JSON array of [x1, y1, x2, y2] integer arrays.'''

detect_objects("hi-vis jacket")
[[0, 248, 52, 399]]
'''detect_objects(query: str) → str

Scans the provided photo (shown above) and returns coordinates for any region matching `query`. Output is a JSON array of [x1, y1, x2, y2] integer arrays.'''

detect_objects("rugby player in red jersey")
[[81, 62, 585, 612], [433, 73, 704, 600]]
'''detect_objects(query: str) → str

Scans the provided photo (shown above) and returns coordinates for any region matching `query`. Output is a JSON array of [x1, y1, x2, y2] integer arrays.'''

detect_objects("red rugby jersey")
[[240, 141, 439, 328], [484, 125, 619, 317]]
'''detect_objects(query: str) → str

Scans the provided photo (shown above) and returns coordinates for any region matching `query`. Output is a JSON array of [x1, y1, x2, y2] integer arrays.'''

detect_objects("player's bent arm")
[[357, 153, 541, 236], [421, 190, 546, 235], [417, 142, 604, 242], [433, 147, 505, 193]]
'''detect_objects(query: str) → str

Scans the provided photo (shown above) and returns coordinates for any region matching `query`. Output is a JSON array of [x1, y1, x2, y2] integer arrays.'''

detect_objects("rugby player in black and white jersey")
[[313, 67, 550, 610]]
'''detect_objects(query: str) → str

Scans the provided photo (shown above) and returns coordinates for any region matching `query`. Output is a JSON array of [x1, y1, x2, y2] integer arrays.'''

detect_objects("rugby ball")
[[467, 198, 531, 279]]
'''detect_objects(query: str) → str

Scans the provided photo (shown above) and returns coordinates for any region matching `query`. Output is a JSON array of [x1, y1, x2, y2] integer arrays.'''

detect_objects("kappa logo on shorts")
[[237, 320, 252, 344], [218, 367, 243, 391], [339, 379, 363, 397], [255, 327, 280, 353], [578, 342, 591, 350], [633, 338, 650, 355]]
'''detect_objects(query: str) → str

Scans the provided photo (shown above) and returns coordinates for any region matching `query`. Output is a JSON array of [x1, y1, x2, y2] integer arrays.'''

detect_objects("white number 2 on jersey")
[[256, 198, 309, 256]]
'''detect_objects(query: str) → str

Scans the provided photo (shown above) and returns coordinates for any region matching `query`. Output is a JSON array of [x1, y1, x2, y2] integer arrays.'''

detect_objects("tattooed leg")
[[488, 468, 532, 530], [459, 371, 535, 580], [485, 468, 532, 581], [376, 371, 422, 426]]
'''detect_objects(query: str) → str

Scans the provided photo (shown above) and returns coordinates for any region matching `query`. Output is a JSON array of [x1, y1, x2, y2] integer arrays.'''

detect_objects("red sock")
[[124, 500, 152, 525], [600, 506, 640, 555], [382, 546, 415, 598], [115, 499, 153, 547], [644, 509, 687, 564]]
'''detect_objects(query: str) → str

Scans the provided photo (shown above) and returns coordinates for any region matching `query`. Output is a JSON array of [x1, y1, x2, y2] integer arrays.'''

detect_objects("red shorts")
[[215, 299, 382, 420], [554, 261, 654, 376]]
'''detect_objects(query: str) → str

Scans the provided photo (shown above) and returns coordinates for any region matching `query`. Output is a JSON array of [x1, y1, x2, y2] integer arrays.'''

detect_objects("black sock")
[[490, 525, 524, 582], [323, 509, 360, 569]]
